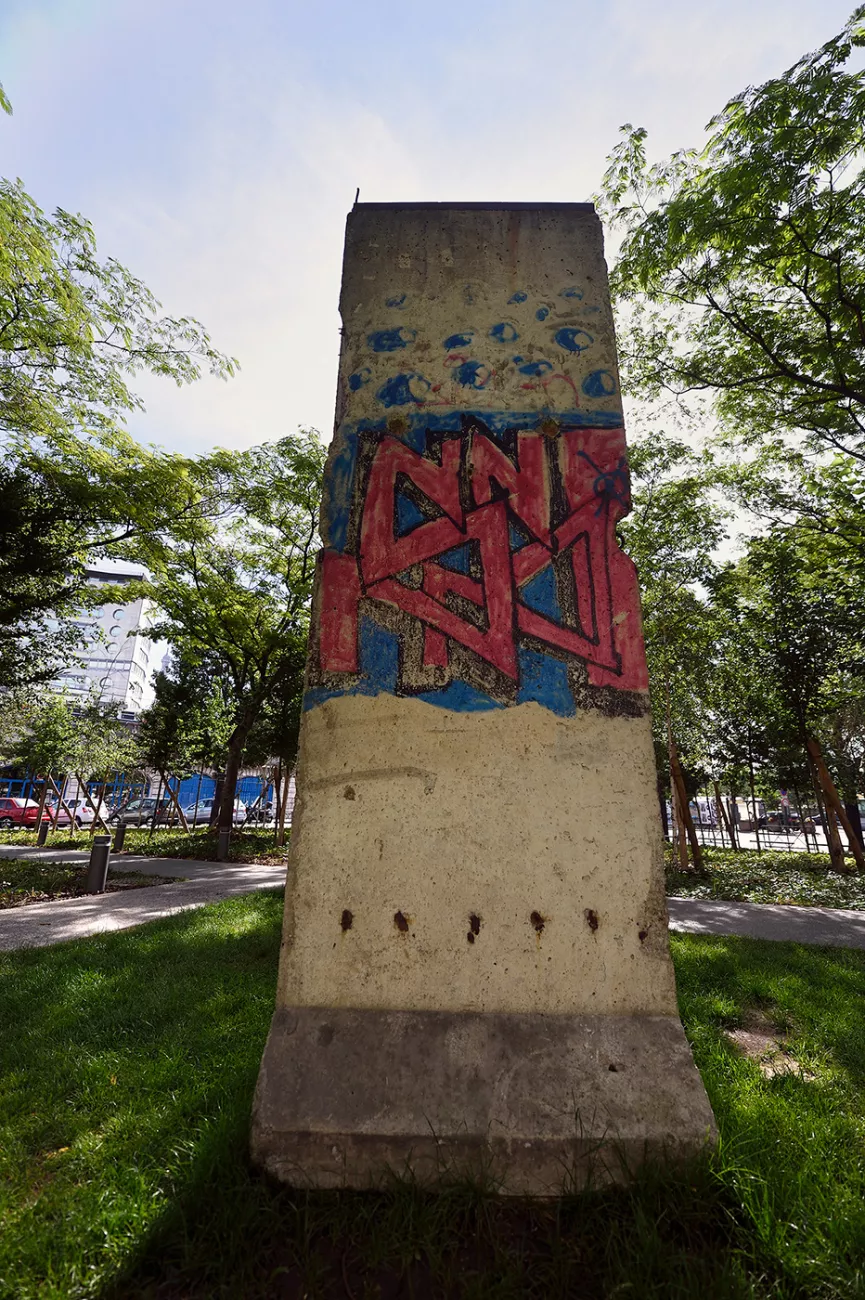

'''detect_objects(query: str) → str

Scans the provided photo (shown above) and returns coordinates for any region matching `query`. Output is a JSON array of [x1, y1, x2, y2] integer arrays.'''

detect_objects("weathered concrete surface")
[[252, 1008, 714, 1195], [252, 202, 716, 1192], [281, 695, 674, 1014]]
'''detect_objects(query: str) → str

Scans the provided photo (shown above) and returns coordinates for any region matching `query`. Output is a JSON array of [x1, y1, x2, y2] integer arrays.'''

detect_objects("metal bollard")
[[85, 834, 111, 894], [36, 820, 49, 847], [216, 828, 230, 861], [113, 822, 127, 853]]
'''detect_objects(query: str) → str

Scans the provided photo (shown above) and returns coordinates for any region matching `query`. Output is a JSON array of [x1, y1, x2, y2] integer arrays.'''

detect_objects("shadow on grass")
[[4, 908, 865, 1297]]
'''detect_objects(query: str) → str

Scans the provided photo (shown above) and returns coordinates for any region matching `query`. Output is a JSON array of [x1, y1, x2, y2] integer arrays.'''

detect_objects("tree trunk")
[[278, 766, 292, 847], [657, 772, 669, 840], [807, 738, 865, 873], [844, 800, 864, 851], [209, 775, 223, 828], [218, 728, 253, 835]]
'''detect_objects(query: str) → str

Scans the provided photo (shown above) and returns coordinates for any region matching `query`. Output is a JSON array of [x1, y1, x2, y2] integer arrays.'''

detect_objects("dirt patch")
[[725, 1010, 815, 1080]]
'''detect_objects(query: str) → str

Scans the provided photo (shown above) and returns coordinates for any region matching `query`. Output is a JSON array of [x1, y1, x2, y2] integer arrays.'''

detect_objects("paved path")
[[4, 844, 865, 954], [0, 846, 286, 952], [667, 896, 865, 949]]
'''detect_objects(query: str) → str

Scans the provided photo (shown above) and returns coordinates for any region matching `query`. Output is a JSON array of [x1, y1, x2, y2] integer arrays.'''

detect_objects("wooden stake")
[[807, 739, 865, 872]]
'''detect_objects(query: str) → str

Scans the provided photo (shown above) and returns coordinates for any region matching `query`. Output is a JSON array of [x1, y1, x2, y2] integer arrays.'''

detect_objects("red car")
[[0, 797, 49, 830]]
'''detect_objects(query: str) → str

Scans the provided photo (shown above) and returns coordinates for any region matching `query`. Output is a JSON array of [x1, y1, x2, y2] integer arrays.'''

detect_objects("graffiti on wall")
[[306, 416, 649, 719]]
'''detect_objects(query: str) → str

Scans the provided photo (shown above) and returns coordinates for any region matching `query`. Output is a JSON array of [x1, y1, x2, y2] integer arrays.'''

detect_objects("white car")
[[180, 798, 247, 826]]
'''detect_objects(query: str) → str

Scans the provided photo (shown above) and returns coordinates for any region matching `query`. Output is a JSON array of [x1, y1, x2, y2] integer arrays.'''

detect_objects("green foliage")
[[143, 431, 325, 828], [599, 7, 865, 462], [0, 169, 236, 686], [0, 858, 176, 908], [667, 845, 865, 907], [3, 693, 140, 779], [2, 901, 865, 1295], [136, 653, 232, 778]]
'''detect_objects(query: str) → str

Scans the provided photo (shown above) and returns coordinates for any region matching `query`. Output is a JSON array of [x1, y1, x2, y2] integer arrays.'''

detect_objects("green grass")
[[0, 857, 179, 908], [0, 825, 289, 864], [667, 844, 865, 909], [2, 895, 865, 1297]]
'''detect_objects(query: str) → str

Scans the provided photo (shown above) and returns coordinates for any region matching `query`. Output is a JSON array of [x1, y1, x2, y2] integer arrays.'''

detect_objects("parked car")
[[0, 797, 49, 830], [110, 797, 171, 827], [46, 797, 110, 829], [180, 798, 247, 826]]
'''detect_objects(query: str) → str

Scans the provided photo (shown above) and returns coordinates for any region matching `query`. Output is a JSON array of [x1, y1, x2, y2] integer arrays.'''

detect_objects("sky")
[[0, 0, 856, 458]]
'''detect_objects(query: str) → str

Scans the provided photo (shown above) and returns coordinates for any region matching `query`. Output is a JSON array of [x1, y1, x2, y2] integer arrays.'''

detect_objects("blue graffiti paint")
[[437, 543, 471, 574], [582, 369, 617, 398], [359, 616, 400, 694], [560, 286, 583, 299], [324, 430, 359, 551], [509, 523, 529, 551], [520, 565, 561, 621], [368, 327, 416, 352], [516, 647, 575, 717], [395, 491, 427, 536], [417, 680, 505, 712], [376, 373, 430, 407], [444, 331, 473, 349], [516, 359, 553, 377], [489, 322, 519, 344], [349, 408, 624, 438], [536, 306, 550, 321], [348, 367, 371, 391], [453, 360, 490, 389], [386, 293, 407, 308], [508, 290, 528, 303], [554, 327, 594, 353]]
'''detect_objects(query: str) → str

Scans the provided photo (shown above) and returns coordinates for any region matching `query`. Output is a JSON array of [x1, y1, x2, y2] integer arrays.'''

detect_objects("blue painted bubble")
[[453, 360, 490, 389], [490, 322, 519, 344], [395, 491, 426, 536], [358, 617, 400, 695], [377, 373, 430, 407], [386, 293, 407, 308], [582, 369, 617, 398], [438, 544, 471, 574], [517, 647, 576, 717], [348, 367, 371, 392], [508, 290, 528, 304], [560, 286, 583, 299], [444, 331, 473, 349], [554, 327, 594, 353], [536, 306, 550, 321], [520, 565, 562, 621], [516, 359, 553, 377], [368, 327, 416, 352]]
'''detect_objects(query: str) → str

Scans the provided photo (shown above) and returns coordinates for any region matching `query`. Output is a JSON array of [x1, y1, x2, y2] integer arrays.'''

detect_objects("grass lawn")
[[0, 826, 289, 865], [667, 844, 865, 910], [2, 895, 865, 1298], [0, 858, 180, 909]]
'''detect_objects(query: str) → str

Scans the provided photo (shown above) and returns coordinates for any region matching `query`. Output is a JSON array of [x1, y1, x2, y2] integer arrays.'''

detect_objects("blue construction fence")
[[0, 771, 278, 812]]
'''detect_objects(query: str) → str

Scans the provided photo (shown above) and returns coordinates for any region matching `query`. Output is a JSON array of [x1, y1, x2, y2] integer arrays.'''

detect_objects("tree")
[[599, 8, 865, 463], [0, 166, 236, 685], [143, 432, 325, 835]]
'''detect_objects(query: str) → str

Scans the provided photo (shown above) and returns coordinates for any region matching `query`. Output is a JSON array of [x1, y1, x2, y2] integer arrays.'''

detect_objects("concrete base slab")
[[251, 1007, 717, 1196]]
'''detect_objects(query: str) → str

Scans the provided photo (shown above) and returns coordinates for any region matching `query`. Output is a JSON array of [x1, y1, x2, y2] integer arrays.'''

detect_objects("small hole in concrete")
[[394, 911, 409, 933], [585, 908, 599, 932], [469, 913, 481, 936], [466, 932, 475, 944], [341, 909, 353, 931], [343, 786, 356, 800], [638, 928, 648, 943], [608, 1063, 619, 1072], [530, 911, 545, 934]]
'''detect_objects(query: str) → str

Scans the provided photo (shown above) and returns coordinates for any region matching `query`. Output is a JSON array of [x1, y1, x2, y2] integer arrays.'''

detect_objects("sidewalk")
[[667, 896, 865, 949], [0, 847, 286, 951]]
